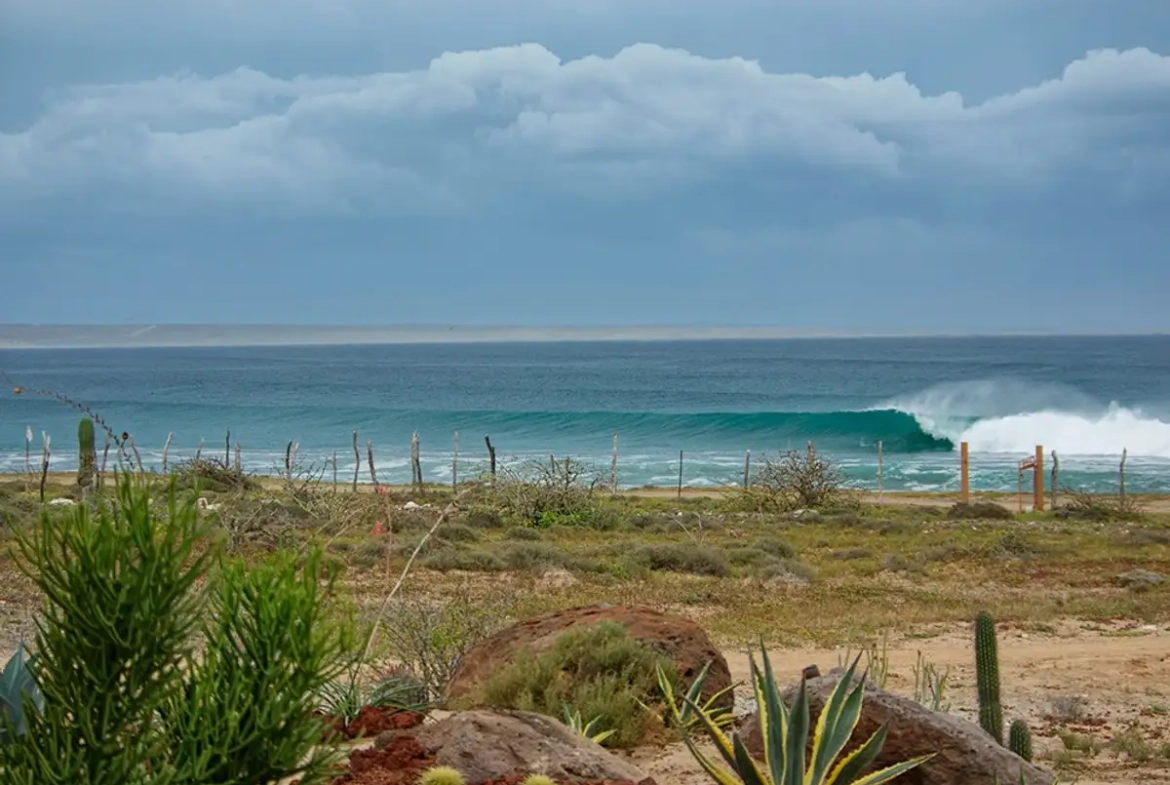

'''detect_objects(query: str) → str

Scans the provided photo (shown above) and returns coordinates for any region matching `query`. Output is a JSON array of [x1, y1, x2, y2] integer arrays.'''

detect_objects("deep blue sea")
[[2, 336, 1169, 493]]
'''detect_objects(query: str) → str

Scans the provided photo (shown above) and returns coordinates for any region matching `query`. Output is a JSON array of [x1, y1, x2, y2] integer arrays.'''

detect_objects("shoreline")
[[8, 471, 1170, 509]]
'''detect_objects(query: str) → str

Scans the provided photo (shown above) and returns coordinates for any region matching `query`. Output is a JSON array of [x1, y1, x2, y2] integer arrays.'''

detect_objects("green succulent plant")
[[419, 765, 466, 785], [562, 705, 616, 745], [520, 776, 557, 785], [665, 644, 935, 785]]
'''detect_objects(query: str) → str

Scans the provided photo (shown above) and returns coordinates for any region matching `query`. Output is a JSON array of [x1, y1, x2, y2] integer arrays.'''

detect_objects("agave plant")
[[0, 642, 44, 745], [664, 644, 935, 785], [562, 705, 616, 746], [648, 659, 737, 736]]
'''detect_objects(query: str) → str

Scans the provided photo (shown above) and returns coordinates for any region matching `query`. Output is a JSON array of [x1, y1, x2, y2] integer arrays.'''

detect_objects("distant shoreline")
[[2, 324, 1167, 350]]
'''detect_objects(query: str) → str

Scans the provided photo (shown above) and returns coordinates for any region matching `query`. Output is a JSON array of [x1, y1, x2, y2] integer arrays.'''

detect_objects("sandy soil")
[[628, 619, 1170, 785]]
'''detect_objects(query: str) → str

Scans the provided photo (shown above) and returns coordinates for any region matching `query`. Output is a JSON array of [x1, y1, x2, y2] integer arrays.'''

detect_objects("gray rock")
[[413, 709, 656, 784], [1117, 569, 1165, 590], [740, 670, 1055, 785]]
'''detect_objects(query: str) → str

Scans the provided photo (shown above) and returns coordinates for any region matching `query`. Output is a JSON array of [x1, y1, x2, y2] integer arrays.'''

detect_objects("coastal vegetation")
[[0, 401, 1168, 784]]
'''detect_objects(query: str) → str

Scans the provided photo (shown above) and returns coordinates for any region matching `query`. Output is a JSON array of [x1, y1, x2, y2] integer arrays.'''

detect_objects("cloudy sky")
[[2, 0, 1169, 331]]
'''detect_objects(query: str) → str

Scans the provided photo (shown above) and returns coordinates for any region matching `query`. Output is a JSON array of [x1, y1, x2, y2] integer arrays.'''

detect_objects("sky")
[[2, 0, 1169, 332]]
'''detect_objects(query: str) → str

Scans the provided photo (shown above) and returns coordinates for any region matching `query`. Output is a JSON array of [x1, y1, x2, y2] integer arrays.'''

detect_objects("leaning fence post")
[[39, 432, 51, 503], [411, 432, 422, 488], [367, 439, 378, 486], [351, 430, 360, 492], [485, 435, 497, 483]]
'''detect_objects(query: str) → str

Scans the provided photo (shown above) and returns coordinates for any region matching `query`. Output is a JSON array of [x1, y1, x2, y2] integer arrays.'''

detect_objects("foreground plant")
[[0, 643, 43, 745], [665, 645, 935, 785], [0, 471, 352, 785]]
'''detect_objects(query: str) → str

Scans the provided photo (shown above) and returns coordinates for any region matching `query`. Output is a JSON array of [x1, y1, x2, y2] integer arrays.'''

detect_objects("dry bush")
[[377, 583, 516, 701], [731, 450, 858, 512], [1057, 488, 1145, 521], [479, 456, 607, 527], [172, 457, 257, 493]]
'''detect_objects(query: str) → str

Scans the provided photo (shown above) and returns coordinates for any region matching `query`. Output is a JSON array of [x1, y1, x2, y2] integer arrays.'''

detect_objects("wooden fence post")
[[25, 425, 32, 476], [485, 435, 497, 483], [161, 432, 174, 473], [960, 441, 970, 504], [39, 432, 51, 503], [351, 430, 360, 492], [1120, 448, 1127, 501], [877, 440, 884, 502], [610, 433, 619, 493], [99, 432, 110, 491], [225, 431, 231, 465], [331, 450, 338, 492], [1033, 444, 1044, 512], [367, 439, 378, 486], [234, 442, 241, 472], [411, 432, 421, 488], [453, 432, 459, 491], [1051, 451, 1059, 509], [743, 449, 751, 489], [677, 450, 684, 500]]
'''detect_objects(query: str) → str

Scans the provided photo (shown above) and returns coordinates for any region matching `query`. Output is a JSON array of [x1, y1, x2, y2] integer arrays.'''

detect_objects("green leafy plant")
[[474, 621, 680, 748], [665, 645, 935, 785], [562, 705, 617, 745], [648, 659, 737, 736], [911, 650, 951, 713], [0, 471, 352, 785], [0, 642, 44, 744]]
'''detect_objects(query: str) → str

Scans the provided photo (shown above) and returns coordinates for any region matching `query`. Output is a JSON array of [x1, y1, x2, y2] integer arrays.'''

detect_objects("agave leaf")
[[784, 672, 809, 784], [681, 689, 742, 775], [849, 754, 936, 785], [732, 731, 773, 785], [825, 725, 889, 785], [753, 647, 791, 785], [810, 655, 867, 784], [677, 711, 747, 785]]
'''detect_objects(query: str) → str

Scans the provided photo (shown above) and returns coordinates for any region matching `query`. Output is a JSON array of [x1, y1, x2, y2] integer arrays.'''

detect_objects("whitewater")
[[1, 335, 1168, 493]]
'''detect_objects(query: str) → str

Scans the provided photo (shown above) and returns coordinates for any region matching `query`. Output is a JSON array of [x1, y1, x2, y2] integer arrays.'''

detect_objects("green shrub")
[[438, 522, 480, 542], [497, 541, 571, 571], [627, 544, 731, 577], [0, 472, 350, 785], [421, 547, 507, 573], [505, 526, 542, 541], [474, 621, 680, 748]]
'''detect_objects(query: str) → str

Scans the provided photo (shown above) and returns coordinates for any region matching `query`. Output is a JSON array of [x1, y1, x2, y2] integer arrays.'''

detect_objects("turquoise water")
[[1, 336, 1169, 493]]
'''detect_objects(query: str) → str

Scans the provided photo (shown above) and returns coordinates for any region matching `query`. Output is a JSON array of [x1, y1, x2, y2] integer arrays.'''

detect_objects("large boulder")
[[412, 708, 656, 784], [444, 604, 733, 709], [741, 670, 1055, 785]]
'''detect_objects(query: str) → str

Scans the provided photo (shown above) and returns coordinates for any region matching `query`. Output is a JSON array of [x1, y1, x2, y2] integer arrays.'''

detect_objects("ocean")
[[1, 335, 1169, 494]]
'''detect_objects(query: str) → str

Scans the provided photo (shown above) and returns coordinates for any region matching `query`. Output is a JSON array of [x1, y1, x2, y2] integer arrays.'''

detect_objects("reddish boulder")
[[444, 604, 732, 709], [741, 670, 1055, 785]]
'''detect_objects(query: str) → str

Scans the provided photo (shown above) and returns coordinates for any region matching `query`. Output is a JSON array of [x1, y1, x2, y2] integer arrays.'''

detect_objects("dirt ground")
[[3, 618, 1168, 783], [628, 619, 1170, 785]]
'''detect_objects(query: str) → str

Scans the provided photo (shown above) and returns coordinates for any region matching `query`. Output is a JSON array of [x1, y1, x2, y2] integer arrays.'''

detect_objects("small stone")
[[1117, 569, 1165, 590], [402, 501, 421, 510], [48, 498, 75, 507]]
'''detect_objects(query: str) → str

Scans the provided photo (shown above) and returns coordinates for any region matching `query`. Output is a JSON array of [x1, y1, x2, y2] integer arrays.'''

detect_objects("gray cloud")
[[3, 43, 1168, 223]]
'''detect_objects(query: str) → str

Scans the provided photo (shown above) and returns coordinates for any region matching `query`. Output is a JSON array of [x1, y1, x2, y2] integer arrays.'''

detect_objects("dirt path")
[[632, 619, 1170, 785]]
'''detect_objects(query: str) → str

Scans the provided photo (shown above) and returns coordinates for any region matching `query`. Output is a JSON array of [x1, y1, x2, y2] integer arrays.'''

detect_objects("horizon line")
[[1, 323, 1168, 350]]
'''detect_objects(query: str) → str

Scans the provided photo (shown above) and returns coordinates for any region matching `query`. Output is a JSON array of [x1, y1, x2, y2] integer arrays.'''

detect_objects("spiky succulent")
[[419, 765, 466, 785]]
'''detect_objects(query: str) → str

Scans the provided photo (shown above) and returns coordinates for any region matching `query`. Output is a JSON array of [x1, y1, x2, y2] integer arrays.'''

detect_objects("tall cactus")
[[77, 417, 97, 492], [1008, 718, 1033, 762], [974, 610, 1004, 745]]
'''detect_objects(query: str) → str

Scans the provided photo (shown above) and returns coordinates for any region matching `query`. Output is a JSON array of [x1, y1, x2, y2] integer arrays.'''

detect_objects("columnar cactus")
[[1009, 718, 1034, 762], [974, 610, 1004, 745], [77, 417, 97, 491]]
